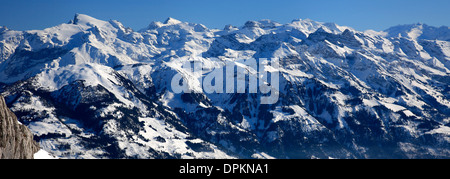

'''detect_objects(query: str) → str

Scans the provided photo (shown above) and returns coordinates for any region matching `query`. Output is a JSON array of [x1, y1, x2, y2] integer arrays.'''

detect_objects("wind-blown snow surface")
[[1, 14, 449, 158]]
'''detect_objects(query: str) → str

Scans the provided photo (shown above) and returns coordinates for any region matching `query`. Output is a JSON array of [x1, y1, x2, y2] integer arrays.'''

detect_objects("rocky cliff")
[[0, 95, 39, 159]]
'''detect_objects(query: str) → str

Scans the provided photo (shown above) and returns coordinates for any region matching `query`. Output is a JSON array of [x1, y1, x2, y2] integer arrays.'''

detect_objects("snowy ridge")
[[384, 23, 450, 41], [0, 14, 449, 158]]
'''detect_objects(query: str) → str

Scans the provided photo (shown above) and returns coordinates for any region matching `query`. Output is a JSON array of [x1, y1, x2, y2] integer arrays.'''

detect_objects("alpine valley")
[[0, 14, 449, 159]]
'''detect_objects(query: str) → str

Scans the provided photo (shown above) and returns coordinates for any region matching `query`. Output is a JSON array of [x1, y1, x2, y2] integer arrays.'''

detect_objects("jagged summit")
[[242, 19, 281, 29], [142, 17, 187, 31], [72, 13, 108, 26], [164, 17, 182, 25], [384, 23, 450, 41], [223, 24, 237, 31]]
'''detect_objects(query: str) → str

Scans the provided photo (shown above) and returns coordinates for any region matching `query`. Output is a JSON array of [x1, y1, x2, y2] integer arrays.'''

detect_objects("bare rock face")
[[0, 96, 39, 159]]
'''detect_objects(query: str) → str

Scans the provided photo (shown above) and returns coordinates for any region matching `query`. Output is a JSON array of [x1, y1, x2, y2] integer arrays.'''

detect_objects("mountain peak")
[[243, 20, 260, 28], [0, 26, 7, 33], [141, 17, 183, 31], [164, 17, 182, 25], [72, 13, 108, 27], [242, 20, 281, 29], [223, 24, 237, 31], [314, 26, 331, 34], [384, 23, 450, 41], [416, 22, 425, 26]]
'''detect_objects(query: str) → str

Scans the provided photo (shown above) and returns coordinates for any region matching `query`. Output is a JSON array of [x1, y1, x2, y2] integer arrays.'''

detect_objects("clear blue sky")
[[0, 0, 449, 31]]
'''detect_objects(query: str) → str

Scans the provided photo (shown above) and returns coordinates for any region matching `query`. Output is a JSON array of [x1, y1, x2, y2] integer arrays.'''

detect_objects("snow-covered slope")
[[384, 23, 450, 41], [0, 14, 449, 158]]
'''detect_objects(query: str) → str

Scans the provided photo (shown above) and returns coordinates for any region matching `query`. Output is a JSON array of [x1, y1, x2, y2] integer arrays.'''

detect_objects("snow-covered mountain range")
[[0, 14, 449, 158]]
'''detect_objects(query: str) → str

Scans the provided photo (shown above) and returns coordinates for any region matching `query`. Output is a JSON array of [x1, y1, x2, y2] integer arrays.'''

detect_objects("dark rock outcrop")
[[0, 96, 39, 159]]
